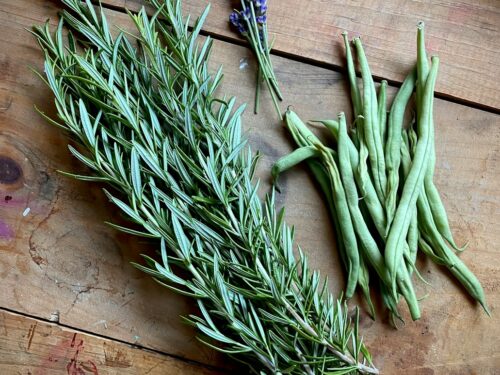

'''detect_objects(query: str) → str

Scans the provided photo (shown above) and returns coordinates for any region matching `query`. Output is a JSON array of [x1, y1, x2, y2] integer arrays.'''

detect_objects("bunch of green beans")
[[272, 23, 489, 321]]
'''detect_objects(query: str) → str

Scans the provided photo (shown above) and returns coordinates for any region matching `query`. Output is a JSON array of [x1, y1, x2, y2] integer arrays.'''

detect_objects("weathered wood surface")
[[102, 0, 500, 111], [0, 0, 499, 373], [0, 309, 220, 374]]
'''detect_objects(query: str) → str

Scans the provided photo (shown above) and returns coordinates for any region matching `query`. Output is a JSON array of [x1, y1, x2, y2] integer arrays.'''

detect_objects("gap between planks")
[[95, 0, 500, 116], [0, 306, 229, 373]]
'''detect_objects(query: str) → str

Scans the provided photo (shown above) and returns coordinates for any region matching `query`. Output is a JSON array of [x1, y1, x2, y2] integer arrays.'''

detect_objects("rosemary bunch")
[[31, 0, 377, 373], [230, 0, 283, 118]]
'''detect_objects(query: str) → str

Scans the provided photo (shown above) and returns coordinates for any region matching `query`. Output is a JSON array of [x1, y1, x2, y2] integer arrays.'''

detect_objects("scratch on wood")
[[70, 332, 78, 348], [144, 358, 165, 375], [26, 322, 37, 352]]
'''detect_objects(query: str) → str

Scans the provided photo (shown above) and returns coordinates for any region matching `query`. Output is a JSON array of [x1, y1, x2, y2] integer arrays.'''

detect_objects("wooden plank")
[[0, 0, 223, 367], [0, 0, 499, 373], [102, 0, 500, 111], [0, 309, 220, 374]]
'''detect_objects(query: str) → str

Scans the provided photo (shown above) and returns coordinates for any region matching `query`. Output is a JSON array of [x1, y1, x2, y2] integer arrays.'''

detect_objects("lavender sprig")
[[230, 0, 282, 118]]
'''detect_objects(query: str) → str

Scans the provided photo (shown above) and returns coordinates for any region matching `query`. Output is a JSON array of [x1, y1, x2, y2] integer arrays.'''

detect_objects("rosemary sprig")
[[31, 0, 377, 373]]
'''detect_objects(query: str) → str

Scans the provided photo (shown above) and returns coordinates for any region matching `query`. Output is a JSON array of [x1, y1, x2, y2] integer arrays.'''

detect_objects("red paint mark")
[[35, 333, 99, 375], [66, 360, 86, 375], [65, 334, 98, 375], [81, 361, 99, 374]]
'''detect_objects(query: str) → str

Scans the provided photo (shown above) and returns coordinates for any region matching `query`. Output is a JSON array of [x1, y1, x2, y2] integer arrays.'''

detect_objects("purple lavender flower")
[[256, 15, 267, 24], [229, 11, 240, 27], [242, 7, 251, 20], [228, 0, 282, 116], [229, 10, 248, 34], [255, 0, 267, 8], [237, 24, 248, 34]]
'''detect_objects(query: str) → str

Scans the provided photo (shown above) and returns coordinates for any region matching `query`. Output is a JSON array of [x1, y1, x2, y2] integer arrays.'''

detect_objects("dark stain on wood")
[[103, 341, 132, 368], [0, 156, 22, 184]]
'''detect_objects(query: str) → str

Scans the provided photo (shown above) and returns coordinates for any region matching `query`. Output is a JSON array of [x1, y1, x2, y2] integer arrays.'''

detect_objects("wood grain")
[[0, 0, 499, 373], [102, 0, 500, 111], [0, 0, 223, 367], [0, 309, 220, 374]]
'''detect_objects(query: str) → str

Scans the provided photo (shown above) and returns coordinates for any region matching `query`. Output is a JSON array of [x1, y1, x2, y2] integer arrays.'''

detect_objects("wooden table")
[[0, 0, 499, 373]]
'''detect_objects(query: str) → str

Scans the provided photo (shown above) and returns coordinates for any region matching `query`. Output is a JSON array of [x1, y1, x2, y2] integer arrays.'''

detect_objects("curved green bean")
[[385, 56, 439, 290], [378, 80, 388, 144], [358, 257, 376, 319], [271, 146, 318, 184], [400, 135, 419, 269], [342, 32, 362, 119], [337, 113, 389, 283], [353, 37, 387, 202], [282, 110, 360, 298], [316, 145, 360, 298], [338, 113, 420, 318], [417, 23, 464, 252], [417, 192, 490, 315], [316, 118, 387, 232], [385, 68, 417, 229]]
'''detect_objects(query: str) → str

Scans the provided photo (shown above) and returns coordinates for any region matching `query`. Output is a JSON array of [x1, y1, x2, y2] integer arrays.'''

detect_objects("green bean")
[[378, 80, 388, 144], [356, 114, 370, 197], [407, 211, 419, 266], [282, 111, 360, 298], [400, 136, 419, 269], [309, 119, 339, 139], [271, 146, 319, 185], [338, 114, 421, 318], [308, 158, 350, 291], [358, 257, 375, 319], [416, 23, 464, 252], [336, 114, 389, 284], [425, 180, 466, 250], [309, 158, 369, 302], [417, 193, 490, 315], [327, 118, 421, 316], [396, 264, 421, 320], [416, 22, 430, 111], [384, 68, 417, 229], [284, 109, 321, 147], [353, 38, 387, 202], [315, 145, 360, 298], [385, 56, 439, 290], [342, 32, 363, 119], [401, 126, 489, 315], [316, 119, 387, 232], [418, 235, 447, 265], [380, 281, 402, 323]]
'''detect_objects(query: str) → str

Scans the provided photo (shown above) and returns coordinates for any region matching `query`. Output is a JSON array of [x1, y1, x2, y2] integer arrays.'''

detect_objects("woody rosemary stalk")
[[230, 0, 283, 118], [31, 0, 377, 373]]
